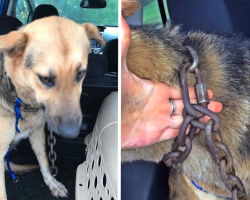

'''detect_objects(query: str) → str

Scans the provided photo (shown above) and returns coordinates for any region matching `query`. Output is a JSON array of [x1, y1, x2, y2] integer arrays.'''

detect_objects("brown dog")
[[0, 16, 105, 199], [122, 0, 250, 199]]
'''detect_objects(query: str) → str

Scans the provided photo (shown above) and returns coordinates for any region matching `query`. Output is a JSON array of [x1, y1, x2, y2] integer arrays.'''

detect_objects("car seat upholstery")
[[0, 16, 22, 35], [102, 39, 118, 73], [122, 161, 169, 200], [80, 53, 117, 135], [75, 92, 118, 200], [31, 4, 59, 21], [167, 0, 250, 35], [86, 54, 108, 78]]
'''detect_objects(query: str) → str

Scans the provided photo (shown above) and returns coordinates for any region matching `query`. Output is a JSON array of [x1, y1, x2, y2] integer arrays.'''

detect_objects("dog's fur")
[[122, 1, 250, 199], [0, 16, 105, 199]]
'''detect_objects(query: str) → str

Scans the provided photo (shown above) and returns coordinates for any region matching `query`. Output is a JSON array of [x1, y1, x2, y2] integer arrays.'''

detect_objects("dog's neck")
[[0, 53, 9, 92], [0, 53, 39, 113]]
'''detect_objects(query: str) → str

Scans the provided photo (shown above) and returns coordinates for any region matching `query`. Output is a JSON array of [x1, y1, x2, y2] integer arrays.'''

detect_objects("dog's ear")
[[0, 31, 28, 58], [82, 23, 106, 46], [122, 0, 140, 18]]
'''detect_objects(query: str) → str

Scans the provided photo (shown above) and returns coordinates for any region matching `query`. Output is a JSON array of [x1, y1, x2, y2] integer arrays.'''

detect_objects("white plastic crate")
[[76, 92, 118, 200]]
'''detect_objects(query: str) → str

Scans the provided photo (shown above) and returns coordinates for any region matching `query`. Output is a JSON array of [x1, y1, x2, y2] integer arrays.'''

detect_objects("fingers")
[[208, 101, 223, 113], [157, 127, 191, 143], [168, 100, 222, 129], [200, 101, 223, 124], [169, 90, 220, 116], [170, 97, 217, 116], [156, 100, 223, 144], [169, 87, 214, 100], [173, 98, 198, 115], [158, 128, 180, 142], [169, 115, 184, 129]]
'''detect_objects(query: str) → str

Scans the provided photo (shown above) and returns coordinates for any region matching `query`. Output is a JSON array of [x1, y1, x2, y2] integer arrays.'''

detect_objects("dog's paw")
[[45, 176, 68, 198]]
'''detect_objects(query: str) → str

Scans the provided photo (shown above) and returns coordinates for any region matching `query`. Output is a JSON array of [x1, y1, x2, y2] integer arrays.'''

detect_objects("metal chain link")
[[163, 46, 247, 200], [48, 128, 58, 177]]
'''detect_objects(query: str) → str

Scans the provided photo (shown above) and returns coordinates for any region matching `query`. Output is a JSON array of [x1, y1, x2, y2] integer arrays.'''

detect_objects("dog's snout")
[[57, 115, 82, 139]]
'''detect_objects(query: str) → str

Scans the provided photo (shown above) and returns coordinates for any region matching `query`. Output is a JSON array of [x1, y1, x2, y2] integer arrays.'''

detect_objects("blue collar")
[[191, 180, 232, 200]]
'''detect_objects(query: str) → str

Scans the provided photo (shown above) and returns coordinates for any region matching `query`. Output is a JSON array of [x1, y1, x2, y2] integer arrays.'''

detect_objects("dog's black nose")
[[57, 117, 81, 139]]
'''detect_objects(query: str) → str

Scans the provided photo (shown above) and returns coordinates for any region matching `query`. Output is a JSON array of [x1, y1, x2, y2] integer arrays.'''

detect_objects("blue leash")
[[191, 179, 232, 200], [6, 98, 22, 182], [14, 98, 22, 133], [6, 145, 17, 181]]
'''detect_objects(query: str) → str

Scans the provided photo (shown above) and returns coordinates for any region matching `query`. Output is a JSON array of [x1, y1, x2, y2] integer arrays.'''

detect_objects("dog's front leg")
[[0, 119, 15, 200], [29, 123, 68, 198], [0, 144, 13, 200]]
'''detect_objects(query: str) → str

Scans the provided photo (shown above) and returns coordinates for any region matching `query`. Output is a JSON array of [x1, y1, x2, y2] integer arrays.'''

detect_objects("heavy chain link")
[[163, 46, 247, 200], [48, 128, 58, 177]]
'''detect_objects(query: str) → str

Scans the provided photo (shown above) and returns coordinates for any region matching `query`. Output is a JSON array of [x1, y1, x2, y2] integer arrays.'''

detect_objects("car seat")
[[0, 15, 22, 35], [80, 53, 117, 135], [102, 39, 118, 73], [31, 4, 59, 21], [167, 0, 250, 35]]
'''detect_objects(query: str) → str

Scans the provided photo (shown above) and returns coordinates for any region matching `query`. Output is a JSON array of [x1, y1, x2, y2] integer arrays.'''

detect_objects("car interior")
[[122, 0, 250, 200], [0, 0, 118, 199]]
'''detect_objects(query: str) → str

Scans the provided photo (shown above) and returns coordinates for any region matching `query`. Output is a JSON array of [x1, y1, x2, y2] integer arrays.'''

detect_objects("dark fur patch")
[[48, 69, 55, 78], [76, 63, 82, 71], [25, 53, 34, 68]]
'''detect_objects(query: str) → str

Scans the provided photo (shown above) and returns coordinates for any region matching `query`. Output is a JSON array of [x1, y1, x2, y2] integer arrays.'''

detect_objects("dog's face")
[[0, 16, 105, 139]]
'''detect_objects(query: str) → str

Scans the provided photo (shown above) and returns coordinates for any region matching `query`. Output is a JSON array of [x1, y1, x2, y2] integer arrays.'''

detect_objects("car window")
[[16, 0, 118, 26], [16, 0, 31, 24], [142, 0, 170, 25]]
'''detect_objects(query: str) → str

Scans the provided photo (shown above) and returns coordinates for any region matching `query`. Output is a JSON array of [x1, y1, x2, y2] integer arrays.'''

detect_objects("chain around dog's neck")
[[163, 46, 247, 200], [2, 66, 39, 112]]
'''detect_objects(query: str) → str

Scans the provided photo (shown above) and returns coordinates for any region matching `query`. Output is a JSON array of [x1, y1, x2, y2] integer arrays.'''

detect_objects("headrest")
[[86, 54, 108, 78], [102, 39, 118, 72], [103, 39, 118, 55], [0, 16, 23, 35], [168, 0, 250, 35], [31, 4, 59, 21]]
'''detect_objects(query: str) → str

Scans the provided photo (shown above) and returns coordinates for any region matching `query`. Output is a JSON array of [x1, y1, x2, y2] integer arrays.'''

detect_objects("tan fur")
[[0, 16, 105, 199], [169, 169, 200, 200], [121, 0, 140, 18], [182, 174, 231, 200], [0, 31, 28, 57], [4, 162, 39, 174]]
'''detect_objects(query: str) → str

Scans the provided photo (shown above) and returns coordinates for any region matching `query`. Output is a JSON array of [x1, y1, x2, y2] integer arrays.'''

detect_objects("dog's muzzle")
[[57, 116, 82, 139], [45, 111, 82, 139]]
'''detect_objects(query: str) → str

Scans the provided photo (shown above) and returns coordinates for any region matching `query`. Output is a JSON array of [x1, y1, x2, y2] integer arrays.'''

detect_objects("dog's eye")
[[38, 75, 54, 87], [76, 70, 86, 81], [42, 77, 50, 82]]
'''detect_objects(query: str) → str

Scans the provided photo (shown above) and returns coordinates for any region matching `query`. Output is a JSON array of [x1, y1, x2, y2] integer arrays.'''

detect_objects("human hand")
[[121, 16, 223, 149]]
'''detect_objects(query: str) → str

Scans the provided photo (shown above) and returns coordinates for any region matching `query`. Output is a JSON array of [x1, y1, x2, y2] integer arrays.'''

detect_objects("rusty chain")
[[163, 46, 247, 200], [48, 128, 58, 177]]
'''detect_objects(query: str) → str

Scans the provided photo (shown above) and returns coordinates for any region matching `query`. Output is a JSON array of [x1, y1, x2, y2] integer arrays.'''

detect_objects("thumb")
[[121, 16, 131, 74]]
